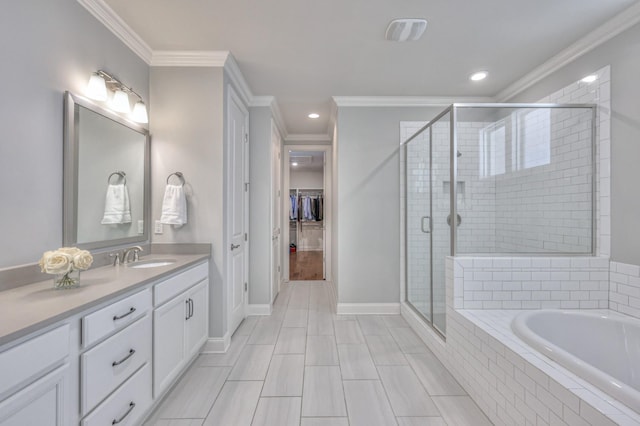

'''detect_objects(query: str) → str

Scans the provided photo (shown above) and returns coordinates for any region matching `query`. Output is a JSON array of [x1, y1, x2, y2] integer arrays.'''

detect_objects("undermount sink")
[[126, 259, 176, 269]]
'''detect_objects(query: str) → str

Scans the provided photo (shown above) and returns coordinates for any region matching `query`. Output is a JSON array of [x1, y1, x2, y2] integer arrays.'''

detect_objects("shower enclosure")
[[404, 104, 596, 336]]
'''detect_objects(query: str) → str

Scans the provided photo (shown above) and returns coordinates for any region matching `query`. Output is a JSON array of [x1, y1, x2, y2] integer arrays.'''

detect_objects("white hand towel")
[[160, 184, 187, 226], [101, 184, 132, 224]]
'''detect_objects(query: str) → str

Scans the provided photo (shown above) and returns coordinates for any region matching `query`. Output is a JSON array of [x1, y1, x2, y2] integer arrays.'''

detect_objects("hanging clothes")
[[289, 194, 298, 220]]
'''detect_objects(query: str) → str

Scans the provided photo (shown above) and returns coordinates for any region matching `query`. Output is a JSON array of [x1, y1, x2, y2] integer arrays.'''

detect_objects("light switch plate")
[[154, 220, 163, 234], [138, 220, 144, 234]]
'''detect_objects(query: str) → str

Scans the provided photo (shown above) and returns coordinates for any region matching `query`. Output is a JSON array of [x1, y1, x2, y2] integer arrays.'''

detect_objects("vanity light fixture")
[[581, 74, 598, 83], [470, 71, 488, 81], [85, 70, 148, 123], [308, 113, 320, 119]]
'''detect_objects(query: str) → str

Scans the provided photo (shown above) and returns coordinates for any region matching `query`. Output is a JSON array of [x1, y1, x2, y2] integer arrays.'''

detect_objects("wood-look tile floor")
[[145, 282, 493, 426], [289, 251, 323, 281]]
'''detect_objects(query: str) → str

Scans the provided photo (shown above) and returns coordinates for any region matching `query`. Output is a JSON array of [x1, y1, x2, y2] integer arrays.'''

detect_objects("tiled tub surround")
[[454, 256, 610, 310], [402, 257, 640, 426], [609, 261, 640, 320]]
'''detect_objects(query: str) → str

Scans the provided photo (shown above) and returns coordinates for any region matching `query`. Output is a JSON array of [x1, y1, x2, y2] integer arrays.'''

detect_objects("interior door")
[[271, 123, 282, 302], [227, 86, 248, 335]]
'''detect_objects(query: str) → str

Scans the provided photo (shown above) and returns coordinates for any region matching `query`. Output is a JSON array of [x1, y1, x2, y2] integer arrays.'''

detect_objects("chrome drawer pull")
[[112, 349, 135, 367], [113, 307, 136, 321], [112, 401, 135, 424]]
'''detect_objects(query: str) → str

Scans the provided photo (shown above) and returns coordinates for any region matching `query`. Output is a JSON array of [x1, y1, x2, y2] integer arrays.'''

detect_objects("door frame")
[[283, 144, 332, 282], [270, 121, 283, 302], [225, 84, 249, 335]]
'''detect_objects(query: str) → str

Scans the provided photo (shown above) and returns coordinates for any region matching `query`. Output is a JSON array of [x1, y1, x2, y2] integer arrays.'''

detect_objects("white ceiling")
[[104, 0, 637, 135]]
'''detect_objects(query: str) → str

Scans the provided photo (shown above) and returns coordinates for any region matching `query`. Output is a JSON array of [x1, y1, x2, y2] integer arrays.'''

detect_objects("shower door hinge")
[[245, 182, 249, 192], [278, 266, 281, 273], [244, 282, 248, 292], [244, 233, 248, 241]]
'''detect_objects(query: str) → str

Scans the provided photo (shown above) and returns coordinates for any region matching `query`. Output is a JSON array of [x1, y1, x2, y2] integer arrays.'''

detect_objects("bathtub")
[[512, 310, 640, 414]]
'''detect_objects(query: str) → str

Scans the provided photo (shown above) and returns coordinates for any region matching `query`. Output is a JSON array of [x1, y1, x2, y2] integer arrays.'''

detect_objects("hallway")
[[145, 282, 492, 425]]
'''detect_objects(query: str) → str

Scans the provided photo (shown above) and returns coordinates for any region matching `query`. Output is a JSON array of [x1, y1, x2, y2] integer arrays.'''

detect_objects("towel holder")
[[167, 172, 185, 186], [108, 171, 126, 185]]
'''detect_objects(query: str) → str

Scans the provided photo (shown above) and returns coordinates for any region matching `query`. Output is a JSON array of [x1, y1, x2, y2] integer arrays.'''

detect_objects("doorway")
[[286, 150, 325, 281]]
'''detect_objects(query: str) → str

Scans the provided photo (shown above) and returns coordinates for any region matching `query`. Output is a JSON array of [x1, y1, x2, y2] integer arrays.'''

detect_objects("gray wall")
[[0, 0, 149, 269], [335, 107, 442, 303], [510, 22, 640, 265], [248, 106, 272, 305], [150, 67, 225, 336], [291, 170, 324, 189]]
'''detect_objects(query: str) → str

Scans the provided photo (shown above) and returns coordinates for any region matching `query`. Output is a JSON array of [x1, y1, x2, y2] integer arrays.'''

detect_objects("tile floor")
[[144, 282, 493, 426]]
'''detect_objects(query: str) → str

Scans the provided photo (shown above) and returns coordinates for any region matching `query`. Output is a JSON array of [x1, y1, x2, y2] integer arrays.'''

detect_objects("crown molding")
[[223, 53, 253, 107], [77, 0, 153, 64], [285, 133, 332, 142], [250, 97, 289, 139], [332, 96, 493, 107], [151, 50, 230, 67], [496, 1, 640, 101]]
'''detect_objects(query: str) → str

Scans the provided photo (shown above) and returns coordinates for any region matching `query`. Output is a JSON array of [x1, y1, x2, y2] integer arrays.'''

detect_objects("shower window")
[[517, 108, 551, 170]]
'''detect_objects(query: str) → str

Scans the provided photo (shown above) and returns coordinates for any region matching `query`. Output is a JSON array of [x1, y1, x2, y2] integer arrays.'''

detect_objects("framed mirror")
[[63, 91, 149, 250]]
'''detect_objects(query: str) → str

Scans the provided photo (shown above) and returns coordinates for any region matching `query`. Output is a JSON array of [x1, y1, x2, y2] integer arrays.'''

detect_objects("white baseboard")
[[337, 303, 400, 315], [246, 304, 272, 315], [201, 332, 231, 353]]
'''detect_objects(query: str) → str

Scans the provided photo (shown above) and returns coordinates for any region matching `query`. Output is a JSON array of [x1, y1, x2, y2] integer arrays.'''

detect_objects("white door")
[[227, 86, 249, 335], [271, 122, 282, 302]]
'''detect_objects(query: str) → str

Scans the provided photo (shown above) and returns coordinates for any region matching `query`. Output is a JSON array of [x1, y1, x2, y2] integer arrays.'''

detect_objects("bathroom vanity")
[[0, 254, 209, 426]]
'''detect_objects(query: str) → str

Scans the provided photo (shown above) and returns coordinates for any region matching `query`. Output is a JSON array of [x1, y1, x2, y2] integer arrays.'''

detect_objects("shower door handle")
[[447, 214, 462, 227], [421, 216, 431, 233]]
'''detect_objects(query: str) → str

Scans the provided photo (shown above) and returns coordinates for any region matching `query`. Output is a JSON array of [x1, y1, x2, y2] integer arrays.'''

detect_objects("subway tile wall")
[[609, 261, 640, 319]]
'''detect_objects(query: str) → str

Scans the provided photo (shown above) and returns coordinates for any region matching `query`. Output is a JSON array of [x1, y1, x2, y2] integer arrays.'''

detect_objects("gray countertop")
[[0, 254, 209, 347]]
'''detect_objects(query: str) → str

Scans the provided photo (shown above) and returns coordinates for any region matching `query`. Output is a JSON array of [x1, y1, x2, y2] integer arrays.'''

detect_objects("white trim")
[[497, 1, 640, 101], [201, 333, 231, 353], [246, 304, 273, 316], [401, 303, 446, 349], [250, 97, 288, 140], [332, 96, 493, 107], [285, 133, 332, 142], [224, 53, 253, 108], [151, 50, 229, 67], [337, 303, 400, 315], [77, 0, 153, 64]]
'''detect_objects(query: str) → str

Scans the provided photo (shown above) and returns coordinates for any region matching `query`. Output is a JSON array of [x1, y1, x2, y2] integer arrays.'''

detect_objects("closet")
[[289, 189, 324, 251]]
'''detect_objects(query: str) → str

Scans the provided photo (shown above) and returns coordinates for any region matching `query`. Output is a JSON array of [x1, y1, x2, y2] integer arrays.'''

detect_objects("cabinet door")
[[185, 280, 209, 359], [0, 364, 68, 426], [153, 295, 187, 397]]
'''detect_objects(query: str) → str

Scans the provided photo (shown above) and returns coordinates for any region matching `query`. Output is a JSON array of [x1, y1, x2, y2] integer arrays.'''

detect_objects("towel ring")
[[108, 171, 126, 185], [167, 172, 185, 186]]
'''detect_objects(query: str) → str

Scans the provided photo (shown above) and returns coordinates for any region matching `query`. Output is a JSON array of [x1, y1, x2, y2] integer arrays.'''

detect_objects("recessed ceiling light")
[[308, 113, 320, 119], [470, 71, 488, 82], [581, 75, 598, 83], [385, 19, 428, 42], [292, 162, 298, 166]]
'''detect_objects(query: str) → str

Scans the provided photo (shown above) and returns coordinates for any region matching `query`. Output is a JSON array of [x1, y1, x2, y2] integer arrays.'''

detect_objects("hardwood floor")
[[289, 251, 323, 280], [144, 282, 493, 426]]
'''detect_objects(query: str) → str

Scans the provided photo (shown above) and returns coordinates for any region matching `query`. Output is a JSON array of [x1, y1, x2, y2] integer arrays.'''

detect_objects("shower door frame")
[[403, 105, 453, 339], [403, 103, 597, 339]]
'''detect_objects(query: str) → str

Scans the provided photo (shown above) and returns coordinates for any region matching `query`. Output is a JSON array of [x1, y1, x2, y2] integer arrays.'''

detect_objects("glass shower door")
[[406, 128, 432, 321], [405, 110, 451, 336]]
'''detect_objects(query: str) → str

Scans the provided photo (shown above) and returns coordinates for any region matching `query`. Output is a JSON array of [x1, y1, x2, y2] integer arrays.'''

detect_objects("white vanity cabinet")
[[153, 262, 209, 397], [0, 325, 73, 426]]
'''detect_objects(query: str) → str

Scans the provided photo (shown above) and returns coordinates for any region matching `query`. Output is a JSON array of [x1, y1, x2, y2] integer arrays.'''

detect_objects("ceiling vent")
[[290, 155, 313, 165], [385, 19, 427, 42]]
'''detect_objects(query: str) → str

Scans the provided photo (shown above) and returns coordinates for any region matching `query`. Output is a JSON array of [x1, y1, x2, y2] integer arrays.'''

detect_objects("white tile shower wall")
[[455, 257, 609, 309], [610, 261, 640, 319]]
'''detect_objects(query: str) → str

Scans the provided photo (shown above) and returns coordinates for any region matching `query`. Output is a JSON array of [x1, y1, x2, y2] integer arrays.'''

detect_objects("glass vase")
[[53, 269, 80, 289]]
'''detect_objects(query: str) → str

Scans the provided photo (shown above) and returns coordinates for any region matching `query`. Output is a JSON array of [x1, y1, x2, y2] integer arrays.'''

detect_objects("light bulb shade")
[[111, 90, 131, 113], [87, 73, 107, 101], [132, 101, 148, 123]]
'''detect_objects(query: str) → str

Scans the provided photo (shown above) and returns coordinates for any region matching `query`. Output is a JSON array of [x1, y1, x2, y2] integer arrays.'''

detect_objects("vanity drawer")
[[81, 314, 151, 415], [82, 288, 151, 348], [154, 262, 208, 306], [81, 363, 151, 426], [0, 324, 69, 397]]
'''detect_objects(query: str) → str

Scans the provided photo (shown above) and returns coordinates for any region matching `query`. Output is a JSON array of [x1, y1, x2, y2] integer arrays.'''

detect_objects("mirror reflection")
[[64, 92, 149, 250]]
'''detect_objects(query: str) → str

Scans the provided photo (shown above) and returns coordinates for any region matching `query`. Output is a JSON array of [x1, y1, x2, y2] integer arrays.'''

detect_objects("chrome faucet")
[[123, 246, 143, 264], [109, 251, 123, 266]]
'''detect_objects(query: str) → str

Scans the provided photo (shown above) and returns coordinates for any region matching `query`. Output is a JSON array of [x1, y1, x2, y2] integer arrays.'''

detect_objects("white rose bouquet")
[[39, 247, 93, 288]]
